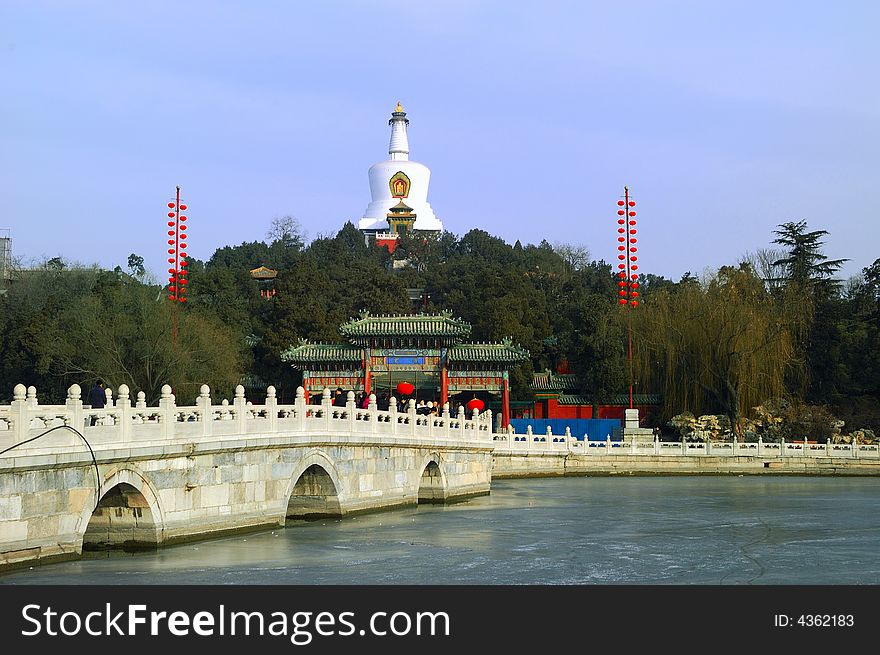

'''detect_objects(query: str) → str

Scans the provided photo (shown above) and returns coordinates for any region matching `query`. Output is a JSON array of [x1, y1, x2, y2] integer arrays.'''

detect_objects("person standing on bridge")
[[333, 387, 346, 407], [88, 379, 106, 426]]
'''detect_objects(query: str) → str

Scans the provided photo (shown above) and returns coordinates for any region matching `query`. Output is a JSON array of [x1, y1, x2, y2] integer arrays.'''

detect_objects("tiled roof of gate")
[[339, 311, 472, 338], [447, 340, 530, 363], [280, 341, 362, 364]]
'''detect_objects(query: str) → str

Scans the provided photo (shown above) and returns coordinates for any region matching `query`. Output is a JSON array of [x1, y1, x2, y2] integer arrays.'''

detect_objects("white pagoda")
[[358, 103, 442, 250]]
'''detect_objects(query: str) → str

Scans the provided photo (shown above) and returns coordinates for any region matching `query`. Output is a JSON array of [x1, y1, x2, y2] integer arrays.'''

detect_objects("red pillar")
[[441, 365, 449, 406], [501, 371, 510, 429], [364, 350, 371, 395], [303, 372, 310, 405]]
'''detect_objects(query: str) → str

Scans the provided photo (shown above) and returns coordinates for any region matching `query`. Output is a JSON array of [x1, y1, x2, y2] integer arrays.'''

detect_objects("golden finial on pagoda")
[[395, 101, 404, 113]]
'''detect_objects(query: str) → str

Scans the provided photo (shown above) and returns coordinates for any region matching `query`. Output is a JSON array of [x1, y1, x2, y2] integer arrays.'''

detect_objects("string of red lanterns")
[[615, 187, 639, 307], [166, 186, 189, 304]]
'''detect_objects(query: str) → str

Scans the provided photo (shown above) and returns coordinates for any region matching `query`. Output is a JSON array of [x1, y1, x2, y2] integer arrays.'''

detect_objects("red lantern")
[[628, 201, 635, 207], [631, 300, 638, 306], [168, 202, 175, 209], [619, 298, 627, 305], [617, 210, 625, 216], [167, 221, 174, 227], [466, 398, 485, 412], [168, 212, 175, 218], [628, 211, 637, 217], [396, 382, 414, 396], [617, 200, 625, 206], [180, 204, 187, 211], [168, 258, 175, 264]]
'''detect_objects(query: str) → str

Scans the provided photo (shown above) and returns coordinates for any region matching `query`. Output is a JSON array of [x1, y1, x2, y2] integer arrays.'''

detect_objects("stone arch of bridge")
[[417, 452, 448, 504], [284, 450, 345, 520], [76, 465, 165, 551]]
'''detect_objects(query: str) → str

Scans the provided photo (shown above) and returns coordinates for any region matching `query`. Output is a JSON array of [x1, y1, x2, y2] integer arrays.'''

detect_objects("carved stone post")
[[266, 386, 278, 433], [321, 388, 333, 432], [408, 399, 417, 437], [158, 384, 176, 439], [65, 384, 84, 433], [346, 391, 356, 433], [234, 384, 247, 435], [116, 384, 132, 443], [389, 396, 398, 436], [294, 386, 307, 431], [197, 384, 213, 437], [11, 384, 27, 443]]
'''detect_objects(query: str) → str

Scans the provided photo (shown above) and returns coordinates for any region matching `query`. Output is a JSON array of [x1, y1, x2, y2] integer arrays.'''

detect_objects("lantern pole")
[[165, 186, 189, 350], [615, 186, 639, 410]]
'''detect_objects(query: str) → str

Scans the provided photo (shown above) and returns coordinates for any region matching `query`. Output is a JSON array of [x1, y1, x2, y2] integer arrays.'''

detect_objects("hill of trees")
[[1, 218, 877, 434]]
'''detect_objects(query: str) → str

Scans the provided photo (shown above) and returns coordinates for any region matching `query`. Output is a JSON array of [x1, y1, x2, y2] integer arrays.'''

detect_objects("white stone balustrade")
[[488, 426, 880, 459], [0, 383, 496, 455], [3, 383, 879, 460]]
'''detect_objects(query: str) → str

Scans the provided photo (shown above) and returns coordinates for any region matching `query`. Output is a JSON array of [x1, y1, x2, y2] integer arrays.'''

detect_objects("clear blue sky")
[[3, 1, 877, 282]]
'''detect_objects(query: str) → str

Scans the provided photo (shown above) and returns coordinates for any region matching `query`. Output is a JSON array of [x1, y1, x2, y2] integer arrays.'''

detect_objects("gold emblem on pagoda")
[[389, 171, 411, 198]]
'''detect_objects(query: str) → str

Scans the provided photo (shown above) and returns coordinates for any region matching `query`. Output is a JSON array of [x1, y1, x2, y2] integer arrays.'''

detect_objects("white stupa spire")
[[388, 101, 409, 161]]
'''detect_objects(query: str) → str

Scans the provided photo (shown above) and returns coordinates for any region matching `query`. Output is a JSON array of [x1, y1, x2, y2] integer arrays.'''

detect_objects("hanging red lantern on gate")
[[396, 382, 414, 396], [466, 397, 485, 412]]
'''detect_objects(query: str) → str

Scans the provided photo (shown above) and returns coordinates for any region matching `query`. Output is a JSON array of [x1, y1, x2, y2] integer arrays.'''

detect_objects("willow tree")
[[631, 265, 809, 434]]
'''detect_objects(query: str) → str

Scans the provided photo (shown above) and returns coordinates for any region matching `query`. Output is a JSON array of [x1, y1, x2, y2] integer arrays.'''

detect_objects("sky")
[[2, 0, 878, 283]]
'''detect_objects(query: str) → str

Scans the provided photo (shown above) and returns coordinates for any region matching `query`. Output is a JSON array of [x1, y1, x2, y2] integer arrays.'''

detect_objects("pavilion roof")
[[249, 265, 277, 279], [447, 340, 530, 364], [280, 341, 362, 365], [531, 371, 579, 391], [339, 311, 472, 339]]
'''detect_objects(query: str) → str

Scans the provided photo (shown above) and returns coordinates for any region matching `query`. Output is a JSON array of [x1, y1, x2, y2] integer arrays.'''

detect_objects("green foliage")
[[632, 264, 808, 433], [0, 260, 246, 403]]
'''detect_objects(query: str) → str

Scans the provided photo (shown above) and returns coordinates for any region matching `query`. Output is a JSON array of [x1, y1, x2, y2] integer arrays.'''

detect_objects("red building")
[[530, 370, 661, 423]]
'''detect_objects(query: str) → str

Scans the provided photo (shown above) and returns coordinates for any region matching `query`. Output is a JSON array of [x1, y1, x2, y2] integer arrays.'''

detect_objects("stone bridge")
[[0, 383, 494, 570]]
